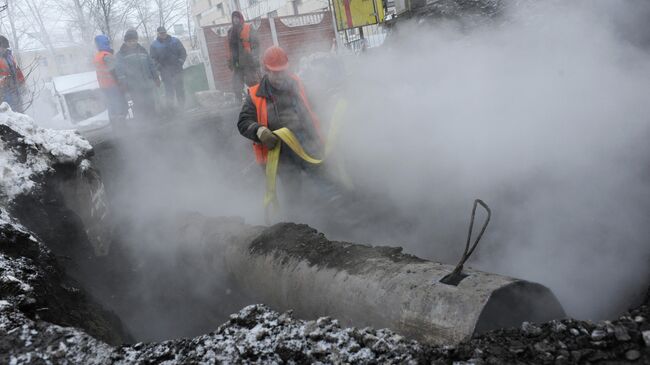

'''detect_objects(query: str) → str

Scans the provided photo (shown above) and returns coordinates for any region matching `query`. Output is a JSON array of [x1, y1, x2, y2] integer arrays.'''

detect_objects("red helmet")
[[262, 46, 289, 72]]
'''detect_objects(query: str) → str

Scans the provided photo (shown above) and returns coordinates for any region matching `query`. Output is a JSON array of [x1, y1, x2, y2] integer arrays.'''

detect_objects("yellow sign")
[[333, 0, 385, 31]]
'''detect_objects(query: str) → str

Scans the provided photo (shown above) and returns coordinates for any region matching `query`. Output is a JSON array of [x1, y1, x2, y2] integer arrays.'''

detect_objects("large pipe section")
[[179, 214, 565, 345]]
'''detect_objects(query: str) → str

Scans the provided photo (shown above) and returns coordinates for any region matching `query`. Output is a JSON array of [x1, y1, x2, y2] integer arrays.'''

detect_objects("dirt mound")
[[427, 293, 650, 364], [112, 304, 427, 364]]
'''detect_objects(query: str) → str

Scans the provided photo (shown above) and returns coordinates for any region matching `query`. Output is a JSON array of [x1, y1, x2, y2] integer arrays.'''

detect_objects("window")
[[39, 56, 48, 67], [55, 54, 66, 65], [174, 24, 185, 34], [217, 3, 224, 15]]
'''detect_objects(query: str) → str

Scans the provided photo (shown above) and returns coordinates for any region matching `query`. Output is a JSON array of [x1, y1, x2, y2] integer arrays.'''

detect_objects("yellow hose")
[[264, 98, 350, 222]]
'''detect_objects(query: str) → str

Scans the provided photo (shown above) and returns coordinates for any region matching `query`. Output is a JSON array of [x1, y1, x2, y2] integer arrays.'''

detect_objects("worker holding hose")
[[237, 46, 338, 218]]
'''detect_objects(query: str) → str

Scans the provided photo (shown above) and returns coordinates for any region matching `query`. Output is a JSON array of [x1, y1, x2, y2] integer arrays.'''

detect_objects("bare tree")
[[131, 0, 156, 43], [23, 0, 61, 72], [18, 57, 44, 112], [154, 0, 187, 30], [93, 0, 135, 45], [58, 0, 96, 45], [94, 0, 116, 39], [4, 0, 22, 65]]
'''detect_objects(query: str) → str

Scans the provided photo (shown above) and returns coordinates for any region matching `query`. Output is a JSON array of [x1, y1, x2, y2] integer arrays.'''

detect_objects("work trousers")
[[2, 86, 23, 113], [232, 67, 260, 101], [161, 71, 185, 108], [276, 150, 341, 222], [101, 86, 128, 123], [129, 89, 157, 122]]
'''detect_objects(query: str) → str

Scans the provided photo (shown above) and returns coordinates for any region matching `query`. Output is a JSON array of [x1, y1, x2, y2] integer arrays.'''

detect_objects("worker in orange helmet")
[[237, 46, 333, 215]]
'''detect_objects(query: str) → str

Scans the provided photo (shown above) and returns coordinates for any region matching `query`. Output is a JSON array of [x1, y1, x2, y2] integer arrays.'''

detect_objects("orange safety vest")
[[0, 55, 25, 85], [228, 23, 252, 57], [240, 23, 252, 52], [93, 51, 117, 88], [249, 75, 322, 164]]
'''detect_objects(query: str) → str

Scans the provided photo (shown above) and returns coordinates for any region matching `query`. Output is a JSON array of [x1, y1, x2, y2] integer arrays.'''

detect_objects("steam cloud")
[[96, 0, 650, 340], [331, 0, 650, 319]]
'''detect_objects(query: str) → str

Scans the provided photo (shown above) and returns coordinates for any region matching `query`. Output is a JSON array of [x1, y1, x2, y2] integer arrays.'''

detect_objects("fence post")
[[268, 14, 280, 46], [329, 0, 344, 51], [198, 26, 216, 90]]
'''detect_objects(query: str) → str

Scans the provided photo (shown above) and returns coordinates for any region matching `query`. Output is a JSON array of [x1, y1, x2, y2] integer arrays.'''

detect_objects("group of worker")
[[94, 26, 187, 126], [1, 10, 337, 216]]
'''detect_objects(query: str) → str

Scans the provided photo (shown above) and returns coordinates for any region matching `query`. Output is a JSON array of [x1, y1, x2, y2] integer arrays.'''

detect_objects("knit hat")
[[157, 26, 167, 33], [94, 34, 112, 52], [124, 29, 138, 42]]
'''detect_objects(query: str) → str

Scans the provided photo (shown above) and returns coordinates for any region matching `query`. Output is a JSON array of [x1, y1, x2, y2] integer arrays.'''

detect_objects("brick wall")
[[203, 11, 335, 92]]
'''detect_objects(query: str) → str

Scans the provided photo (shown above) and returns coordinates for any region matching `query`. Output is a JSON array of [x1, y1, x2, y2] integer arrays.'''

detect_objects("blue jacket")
[[149, 36, 187, 74]]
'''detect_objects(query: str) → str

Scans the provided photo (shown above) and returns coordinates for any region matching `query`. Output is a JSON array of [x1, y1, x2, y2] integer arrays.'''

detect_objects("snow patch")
[[0, 103, 92, 201], [0, 103, 91, 163]]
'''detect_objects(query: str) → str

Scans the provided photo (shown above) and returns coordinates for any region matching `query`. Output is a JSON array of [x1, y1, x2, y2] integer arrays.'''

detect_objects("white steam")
[[330, 0, 650, 319], [94, 0, 650, 336]]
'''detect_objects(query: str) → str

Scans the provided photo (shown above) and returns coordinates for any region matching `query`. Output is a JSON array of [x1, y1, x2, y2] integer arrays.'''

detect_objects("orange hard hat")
[[262, 46, 289, 72]]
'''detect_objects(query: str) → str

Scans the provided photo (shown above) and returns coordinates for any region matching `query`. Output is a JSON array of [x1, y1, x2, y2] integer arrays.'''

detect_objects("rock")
[[642, 331, 650, 347], [555, 355, 569, 365], [534, 340, 555, 353], [570, 328, 580, 336], [590, 329, 607, 341], [587, 350, 608, 362], [552, 321, 567, 333], [613, 325, 631, 341], [521, 322, 542, 337], [625, 349, 640, 361], [570, 350, 583, 362]]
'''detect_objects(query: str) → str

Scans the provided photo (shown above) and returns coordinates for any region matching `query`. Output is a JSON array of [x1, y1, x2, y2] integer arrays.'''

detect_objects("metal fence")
[[339, 23, 388, 53]]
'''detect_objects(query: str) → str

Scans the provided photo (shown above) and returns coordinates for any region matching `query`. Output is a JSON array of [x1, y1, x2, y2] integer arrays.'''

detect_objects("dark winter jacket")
[[115, 43, 159, 92], [0, 49, 24, 112], [237, 75, 321, 156], [149, 36, 187, 74]]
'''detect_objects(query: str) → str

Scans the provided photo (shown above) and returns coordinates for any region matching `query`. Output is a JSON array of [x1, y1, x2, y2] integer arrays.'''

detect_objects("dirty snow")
[[0, 102, 92, 201], [109, 304, 425, 364]]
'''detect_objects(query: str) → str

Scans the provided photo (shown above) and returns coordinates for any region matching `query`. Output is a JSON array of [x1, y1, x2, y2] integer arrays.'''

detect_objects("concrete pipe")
[[179, 215, 565, 345]]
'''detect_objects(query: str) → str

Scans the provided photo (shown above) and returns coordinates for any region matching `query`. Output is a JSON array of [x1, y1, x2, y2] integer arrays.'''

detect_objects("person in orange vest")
[[93, 35, 127, 127], [227, 11, 260, 100], [0, 35, 25, 113], [237, 46, 331, 213]]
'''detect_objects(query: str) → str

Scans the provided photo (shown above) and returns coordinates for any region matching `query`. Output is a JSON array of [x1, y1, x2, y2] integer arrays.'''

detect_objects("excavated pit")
[[6, 103, 566, 346], [2, 103, 649, 363]]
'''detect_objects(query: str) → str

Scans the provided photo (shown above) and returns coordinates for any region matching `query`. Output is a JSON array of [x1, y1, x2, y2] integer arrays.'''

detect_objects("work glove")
[[256, 126, 279, 149]]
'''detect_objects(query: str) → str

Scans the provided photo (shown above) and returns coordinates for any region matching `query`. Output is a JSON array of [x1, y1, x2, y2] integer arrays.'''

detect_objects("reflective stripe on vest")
[[241, 24, 252, 52], [93, 51, 117, 88], [248, 74, 322, 165]]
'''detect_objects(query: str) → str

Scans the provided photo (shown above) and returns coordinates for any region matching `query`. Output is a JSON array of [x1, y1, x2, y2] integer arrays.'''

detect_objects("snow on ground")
[[2, 303, 426, 364], [113, 304, 424, 364], [0, 102, 92, 201]]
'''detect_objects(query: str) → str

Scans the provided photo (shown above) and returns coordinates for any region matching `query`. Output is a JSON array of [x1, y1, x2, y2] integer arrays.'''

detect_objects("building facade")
[[191, 0, 329, 27]]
